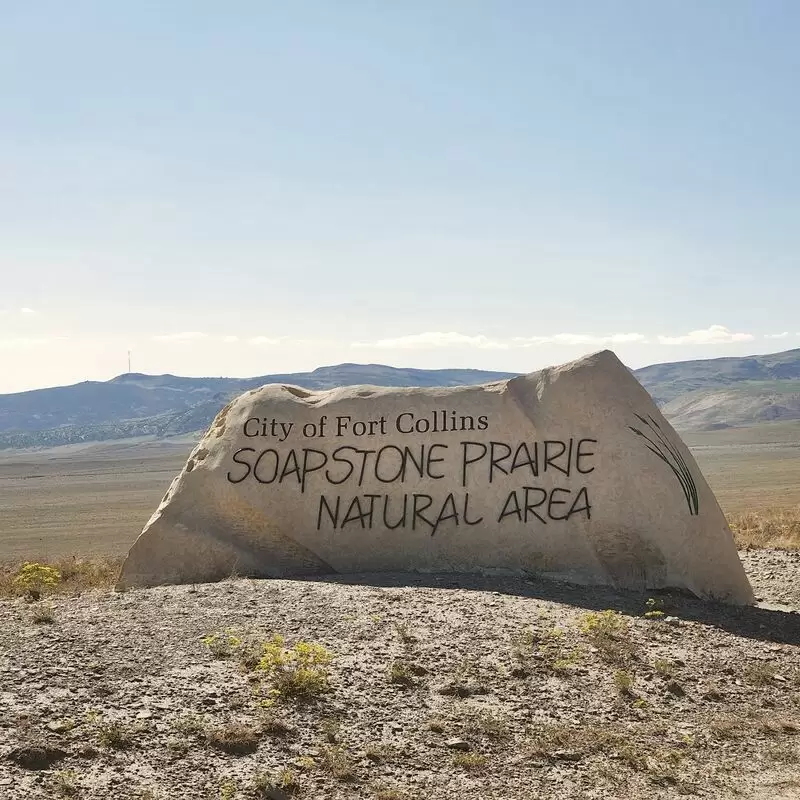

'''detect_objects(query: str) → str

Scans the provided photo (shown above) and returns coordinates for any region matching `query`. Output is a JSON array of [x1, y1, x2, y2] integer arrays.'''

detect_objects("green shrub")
[[579, 610, 637, 665], [614, 669, 635, 695], [13, 562, 61, 600], [202, 630, 242, 659], [257, 635, 333, 702]]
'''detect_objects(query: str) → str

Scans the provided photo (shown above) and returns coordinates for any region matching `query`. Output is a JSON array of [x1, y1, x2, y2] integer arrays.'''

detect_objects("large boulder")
[[117, 350, 754, 604]]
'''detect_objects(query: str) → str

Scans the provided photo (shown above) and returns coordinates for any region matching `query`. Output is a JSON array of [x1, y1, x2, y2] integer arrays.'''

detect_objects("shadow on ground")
[[286, 570, 800, 647]]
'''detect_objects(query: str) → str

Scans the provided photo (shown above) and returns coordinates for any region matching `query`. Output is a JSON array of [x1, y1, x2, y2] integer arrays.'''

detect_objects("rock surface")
[[118, 350, 753, 604]]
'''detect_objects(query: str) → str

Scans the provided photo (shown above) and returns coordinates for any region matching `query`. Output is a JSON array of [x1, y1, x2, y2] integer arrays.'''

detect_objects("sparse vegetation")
[[529, 721, 620, 759], [319, 744, 356, 780], [579, 610, 637, 665], [461, 708, 509, 739], [219, 779, 238, 800], [510, 625, 582, 675], [256, 635, 333, 701], [1, 556, 122, 599], [52, 769, 80, 797], [729, 507, 800, 549], [744, 660, 779, 686], [616, 743, 648, 771], [96, 720, 135, 750], [11, 562, 61, 600], [32, 603, 55, 624], [136, 791, 162, 800], [206, 721, 261, 754], [579, 609, 628, 638], [374, 788, 410, 800], [173, 714, 206, 737], [510, 626, 537, 673], [259, 711, 295, 737], [235, 635, 264, 671], [653, 658, 675, 678], [389, 659, 416, 686], [320, 716, 341, 743], [644, 598, 666, 619], [365, 742, 393, 762], [759, 717, 800, 736], [295, 755, 316, 771], [2, 502, 800, 800], [614, 668, 635, 696], [203, 629, 242, 659], [393, 621, 416, 645], [708, 714, 748, 741], [452, 752, 487, 771], [254, 768, 302, 796], [765, 742, 800, 763]]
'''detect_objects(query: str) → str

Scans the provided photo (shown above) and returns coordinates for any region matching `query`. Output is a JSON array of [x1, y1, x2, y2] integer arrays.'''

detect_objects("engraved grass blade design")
[[629, 413, 699, 515]]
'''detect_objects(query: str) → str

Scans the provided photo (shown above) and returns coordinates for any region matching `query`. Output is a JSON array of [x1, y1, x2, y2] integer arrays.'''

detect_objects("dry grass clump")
[[461, 708, 510, 739], [578, 610, 637, 666], [743, 660, 780, 686], [452, 751, 488, 771], [729, 507, 800, 549], [374, 789, 411, 800], [206, 721, 261, 754], [96, 720, 135, 750], [388, 659, 416, 686], [528, 721, 619, 759], [32, 604, 56, 624], [253, 768, 302, 796], [0, 556, 122, 598], [319, 744, 356, 780], [52, 769, 80, 797]]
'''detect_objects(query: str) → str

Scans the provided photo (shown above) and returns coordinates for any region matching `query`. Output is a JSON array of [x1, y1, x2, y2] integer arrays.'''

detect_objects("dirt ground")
[[0, 439, 190, 561], [1, 552, 799, 800]]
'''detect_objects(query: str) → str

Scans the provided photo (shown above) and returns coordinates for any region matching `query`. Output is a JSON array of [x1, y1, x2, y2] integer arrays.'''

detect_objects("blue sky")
[[1, 1, 798, 392]]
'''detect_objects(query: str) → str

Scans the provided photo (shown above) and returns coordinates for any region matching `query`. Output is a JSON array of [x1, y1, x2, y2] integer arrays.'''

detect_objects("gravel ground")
[[1, 552, 799, 800]]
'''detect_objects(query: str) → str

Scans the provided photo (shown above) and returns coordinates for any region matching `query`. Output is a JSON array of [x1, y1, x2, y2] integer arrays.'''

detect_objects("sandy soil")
[[1, 554, 799, 800]]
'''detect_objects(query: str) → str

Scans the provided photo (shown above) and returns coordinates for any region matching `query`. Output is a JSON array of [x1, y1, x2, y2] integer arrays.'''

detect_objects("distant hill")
[[634, 348, 800, 430], [1, 349, 799, 448], [0, 365, 517, 449]]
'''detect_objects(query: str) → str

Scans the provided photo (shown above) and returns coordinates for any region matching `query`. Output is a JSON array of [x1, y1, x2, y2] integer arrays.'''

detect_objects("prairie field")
[[0, 438, 190, 562], [0, 422, 798, 563]]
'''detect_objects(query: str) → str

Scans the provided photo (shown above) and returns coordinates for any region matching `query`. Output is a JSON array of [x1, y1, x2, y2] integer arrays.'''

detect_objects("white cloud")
[[352, 332, 510, 350], [152, 331, 208, 342], [222, 335, 240, 343], [765, 332, 789, 339], [19, 307, 35, 314], [352, 331, 648, 350], [248, 336, 282, 346], [514, 332, 648, 347], [354, 327, 765, 351], [657, 325, 754, 345]]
